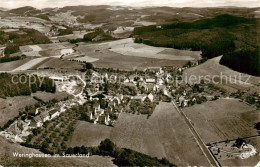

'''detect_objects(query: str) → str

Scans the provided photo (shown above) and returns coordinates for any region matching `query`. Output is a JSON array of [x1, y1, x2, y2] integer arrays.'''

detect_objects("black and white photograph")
[[0, 0, 259, 166]]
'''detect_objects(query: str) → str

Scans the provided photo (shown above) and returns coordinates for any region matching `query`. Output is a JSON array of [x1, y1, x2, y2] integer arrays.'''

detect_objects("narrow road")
[[172, 101, 220, 167]]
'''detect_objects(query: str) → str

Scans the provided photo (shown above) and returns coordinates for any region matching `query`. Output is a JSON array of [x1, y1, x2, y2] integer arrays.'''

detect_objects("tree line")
[[0, 73, 56, 98], [0, 28, 51, 55]]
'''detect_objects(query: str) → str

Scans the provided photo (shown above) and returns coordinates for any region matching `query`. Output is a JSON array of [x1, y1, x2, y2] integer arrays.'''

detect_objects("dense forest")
[[58, 28, 73, 36], [220, 47, 260, 76], [0, 55, 25, 63], [0, 28, 51, 55], [0, 73, 56, 98], [69, 29, 114, 43], [133, 14, 260, 76]]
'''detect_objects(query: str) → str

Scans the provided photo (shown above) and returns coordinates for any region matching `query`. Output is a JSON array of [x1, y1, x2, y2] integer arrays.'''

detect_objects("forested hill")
[[133, 14, 260, 76], [0, 73, 56, 98]]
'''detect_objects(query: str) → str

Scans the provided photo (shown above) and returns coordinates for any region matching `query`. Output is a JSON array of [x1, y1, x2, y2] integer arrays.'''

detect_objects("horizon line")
[[3, 5, 260, 10]]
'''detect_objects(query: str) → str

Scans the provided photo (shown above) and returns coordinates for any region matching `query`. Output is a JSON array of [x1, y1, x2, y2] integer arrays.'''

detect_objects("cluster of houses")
[[176, 95, 197, 107], [30, 101, 69, 128], [90, 67, 173, 95], [82, 67, 176, 124], [0, 119, 30, 143], [0, 105, 63, 142], [85, 94, 125, 125]]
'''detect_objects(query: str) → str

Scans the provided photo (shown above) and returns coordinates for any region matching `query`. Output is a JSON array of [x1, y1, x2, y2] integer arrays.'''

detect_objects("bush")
[[83, 29, 114, 42], [85, 62, 93, 70], [0, 56, 23, 63], [254, 122, 260, 130], [58, 29, 73, 36], [32, 128, 41, 135], [98, 139, 116, 156], [4, 45, 19, 55]]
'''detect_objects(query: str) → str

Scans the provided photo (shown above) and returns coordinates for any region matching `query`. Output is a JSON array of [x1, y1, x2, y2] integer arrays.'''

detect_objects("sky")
[[0, 0, 259, 9]]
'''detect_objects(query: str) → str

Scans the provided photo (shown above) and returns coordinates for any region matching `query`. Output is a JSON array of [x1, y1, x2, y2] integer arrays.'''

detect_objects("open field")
[[103, 38, 200, 61], [183, 56, 260, 93], [0, 17, 50, 33], [57, 31, 92, 41], [0, 57, 81, 72], [20, 43, 75, 57], [0, 137, 115, 167], [33, 58, 82, 70], [219, 156, 260, 166], [90, 50, 186, 70], [75, 38, 195, 70], [12, 57, 49, 71], [37, 43, 74, 51], [69, 102, 210, 166], [68, 121, 112, 146], [183, 99, 259, 144], [0, 96, 37, 127], [31, 91, 73, 102], [19, 45, 43, 57], [20, 45, 43, 52], [71, 56, 99, 63], [0, 58, 33, 71]]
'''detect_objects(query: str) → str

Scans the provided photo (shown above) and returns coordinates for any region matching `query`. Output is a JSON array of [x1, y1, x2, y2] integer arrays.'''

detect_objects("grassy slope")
[[0, 137, 115, 167], [69, 102, 209, 166], [183, 99, 259, 143]]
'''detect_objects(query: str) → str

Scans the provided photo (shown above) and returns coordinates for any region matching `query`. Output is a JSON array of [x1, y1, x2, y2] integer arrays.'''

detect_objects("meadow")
[[69, 102, 210, 166], [183, 99, 259, 144], [75, 38, 200, 70]]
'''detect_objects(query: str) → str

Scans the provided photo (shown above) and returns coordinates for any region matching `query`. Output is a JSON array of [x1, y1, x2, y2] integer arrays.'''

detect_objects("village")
[[0, 63, 195, 139], [0, 50, 259, 165], [1, 61, 257, 141]]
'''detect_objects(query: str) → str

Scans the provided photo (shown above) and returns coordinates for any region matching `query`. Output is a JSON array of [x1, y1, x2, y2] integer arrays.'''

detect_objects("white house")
[[146, 78, 156, 83], [157, 78, 164, 85], [147, 93, 154, 102], [49, 76, 67, 82], [124, 78, 130, 83], [35, 106, 46, 115], [95, 84, 99, 91], [163, 88, 169, 96], [94, 116, 99, 124], [90, 112, 93, 120], [49, 109, 60, 119], [178, 96, 185, 106], [32, 116, 43, 127], [153, 85, 159, 92], [104, 114, 110, 125], [192, 97, 197, 102], [183, 90, 187, 96], [104, 73, 108, 79], [183, 99, 189, 107], [40, 111, 50, 122]]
